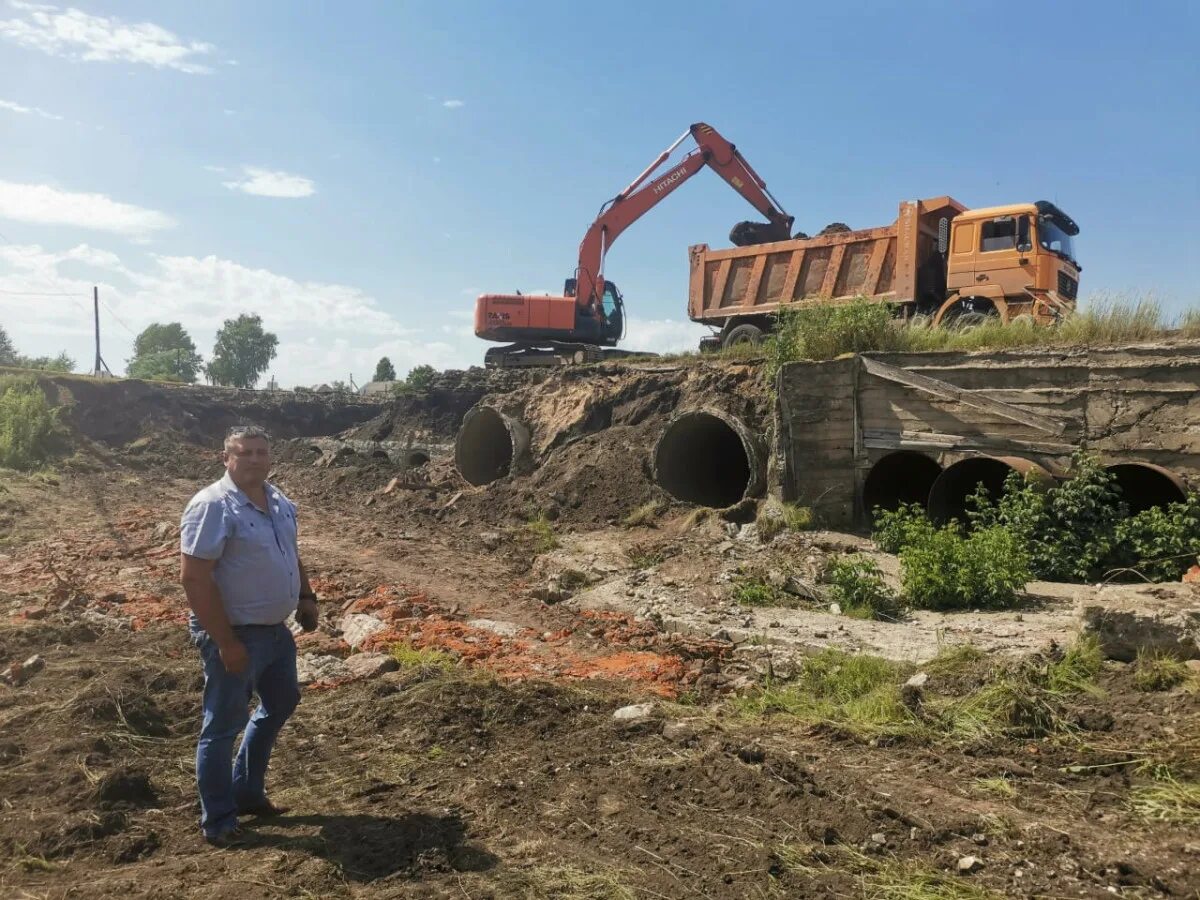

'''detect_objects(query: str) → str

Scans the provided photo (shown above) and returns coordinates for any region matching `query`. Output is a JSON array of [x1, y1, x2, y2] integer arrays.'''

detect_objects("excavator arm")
[[572, 122, 792, 314]]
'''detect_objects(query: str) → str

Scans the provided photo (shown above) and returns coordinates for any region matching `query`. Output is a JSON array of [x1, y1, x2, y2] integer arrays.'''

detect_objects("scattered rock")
[[295, 631, 351, 658], [81, 609, 133, 631], [297, 654, 351, 685], [343, 652, 399, 679], [612, 703, 655, 723], [467, 618, 522, 638], [479, 532, 501, 550], [150, 522, 178, 543], [1, 654, 44, 686], [870, 832, 887, 846], [340, 613, 387, 649], [117, 567, 144, 582], [957, 855, 983, 874], [901, 672, 927, 711], [383, 477, 400, 495]]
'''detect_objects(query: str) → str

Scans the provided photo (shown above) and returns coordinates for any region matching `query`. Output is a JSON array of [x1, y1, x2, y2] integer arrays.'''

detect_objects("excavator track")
[[484, 343, 657, 369]]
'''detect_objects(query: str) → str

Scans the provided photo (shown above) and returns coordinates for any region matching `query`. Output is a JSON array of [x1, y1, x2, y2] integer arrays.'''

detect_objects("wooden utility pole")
[[92, 286, 111, 376], [93, 286, 102, 376]]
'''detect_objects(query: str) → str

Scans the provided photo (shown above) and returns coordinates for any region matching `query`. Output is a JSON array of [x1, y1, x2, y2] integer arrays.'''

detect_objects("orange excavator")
[[475, 122, 793, 367]]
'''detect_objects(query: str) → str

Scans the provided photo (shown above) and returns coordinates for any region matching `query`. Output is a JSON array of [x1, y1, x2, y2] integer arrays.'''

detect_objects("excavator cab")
[[563, 278, 625, 346]]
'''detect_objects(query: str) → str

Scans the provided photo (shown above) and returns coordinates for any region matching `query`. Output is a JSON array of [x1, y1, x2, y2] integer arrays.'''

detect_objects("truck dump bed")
[[688, 196, 966, 324]]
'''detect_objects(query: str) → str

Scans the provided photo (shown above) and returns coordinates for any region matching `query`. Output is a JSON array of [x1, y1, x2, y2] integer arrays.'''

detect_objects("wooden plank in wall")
[[859, 356, 1068, 436]]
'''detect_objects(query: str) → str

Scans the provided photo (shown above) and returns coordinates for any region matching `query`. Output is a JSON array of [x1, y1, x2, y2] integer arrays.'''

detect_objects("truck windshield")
[[1038, 218, 1077, 264]]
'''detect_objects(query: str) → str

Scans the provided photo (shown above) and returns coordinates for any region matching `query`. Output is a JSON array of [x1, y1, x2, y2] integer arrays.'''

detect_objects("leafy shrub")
[[966, 453, 1200, 583], [766, 297, 901, 375], [0, 376, 58, 470], [1112, 494, 1200, 582], [825, 555, 901, 620], [900, 523, 1031, 610], [871, 502, 935, 554]]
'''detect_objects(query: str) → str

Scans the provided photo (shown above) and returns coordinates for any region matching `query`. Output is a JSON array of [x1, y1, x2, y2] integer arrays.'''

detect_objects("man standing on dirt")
[[179, 425, 319, 847]]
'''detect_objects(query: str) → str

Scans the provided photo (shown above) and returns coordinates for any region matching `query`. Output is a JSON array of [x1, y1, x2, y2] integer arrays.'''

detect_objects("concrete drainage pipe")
[[863, 451, 943, 519], [455, 406, 530, 486], [927, 456, 1055, 524], [1104, 462, 1188, 513], [653, 408, 765, 507]]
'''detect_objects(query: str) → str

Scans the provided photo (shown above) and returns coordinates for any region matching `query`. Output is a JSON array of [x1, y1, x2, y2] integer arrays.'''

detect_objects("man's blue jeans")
[[190, 621, 300, 839]]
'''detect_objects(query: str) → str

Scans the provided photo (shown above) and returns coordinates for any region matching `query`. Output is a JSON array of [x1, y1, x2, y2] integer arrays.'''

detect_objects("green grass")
[[734, 649, 918, 740], [1133, 650, 1190, 692], [923, 643, 986, 676], [758, 500, 816, 541], [766, 296, 1200, 375], [825, 554, 902, 620], [390, 641, 457, 673], [525, 513, 559, 554], [735, 637, 1105, 744], [731, 576, 799, 609], [623, 500, 665, 527], [970, 777, 1017, 800], [1129, 775, 1200, 825]]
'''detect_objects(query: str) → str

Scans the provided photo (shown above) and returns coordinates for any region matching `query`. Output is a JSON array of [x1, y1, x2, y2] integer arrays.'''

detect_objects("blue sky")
[[1, 1, 1197, 386]]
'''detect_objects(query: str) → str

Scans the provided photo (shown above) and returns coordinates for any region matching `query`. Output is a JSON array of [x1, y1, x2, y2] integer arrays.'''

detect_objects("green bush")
[[731, 576, 794, 608], [0, 377, 57, 470], [967, 454, 1124, 581], [1112, 495, 1200, 582], [900, 523, 1031, 610], [871, 502, 936, 554], [966, 453, 1200, 582], [825, 555, 901, 620]]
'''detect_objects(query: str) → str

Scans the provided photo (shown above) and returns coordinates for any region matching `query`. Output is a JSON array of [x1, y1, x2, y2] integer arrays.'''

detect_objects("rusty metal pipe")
[[927, 455, 1055, 524], [863, 451, 943, 520], [1104, 462, 1189, 513], [653, 408, 765, 508]]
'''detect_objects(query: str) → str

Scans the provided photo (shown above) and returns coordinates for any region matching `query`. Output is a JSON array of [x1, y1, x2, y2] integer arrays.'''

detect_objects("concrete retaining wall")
[[777, 341, 1200, 525]]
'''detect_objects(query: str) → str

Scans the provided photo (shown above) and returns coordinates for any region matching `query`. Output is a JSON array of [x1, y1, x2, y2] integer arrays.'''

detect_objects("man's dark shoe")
[[238, 799, 290, 818], [205, 825, 249, 849]]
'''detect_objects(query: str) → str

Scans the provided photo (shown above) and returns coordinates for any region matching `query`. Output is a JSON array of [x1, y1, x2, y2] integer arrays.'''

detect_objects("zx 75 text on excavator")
[[474, 122, 792, 367]]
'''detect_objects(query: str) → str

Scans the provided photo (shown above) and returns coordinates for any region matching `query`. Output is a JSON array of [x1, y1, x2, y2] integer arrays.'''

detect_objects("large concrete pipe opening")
[[455, 407, 529, 486], [1105, 463, 1188, 513], [863, 452, 943, 518], [653, 410, 763, 508], [928, 456, 1053, 524]]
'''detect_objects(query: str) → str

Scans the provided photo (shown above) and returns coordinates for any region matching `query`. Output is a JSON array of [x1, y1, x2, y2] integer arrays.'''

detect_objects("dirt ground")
[[1, 369, 1198, 899]]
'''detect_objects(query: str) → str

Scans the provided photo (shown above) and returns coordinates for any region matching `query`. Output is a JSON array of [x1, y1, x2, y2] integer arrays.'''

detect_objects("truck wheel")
[[722, 323, 765, 349]]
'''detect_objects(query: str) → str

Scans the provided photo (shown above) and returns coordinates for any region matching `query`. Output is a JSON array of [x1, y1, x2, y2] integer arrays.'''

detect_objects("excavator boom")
[[475, 121, 791, 365]]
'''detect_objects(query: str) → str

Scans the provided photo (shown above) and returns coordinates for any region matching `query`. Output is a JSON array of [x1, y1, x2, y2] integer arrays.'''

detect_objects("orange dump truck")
[[688, 196, 1081, 350]]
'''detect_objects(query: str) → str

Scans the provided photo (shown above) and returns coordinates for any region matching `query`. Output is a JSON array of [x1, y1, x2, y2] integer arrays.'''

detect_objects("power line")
[[97, 295, 136, 336], [0, 288, 89, 296]]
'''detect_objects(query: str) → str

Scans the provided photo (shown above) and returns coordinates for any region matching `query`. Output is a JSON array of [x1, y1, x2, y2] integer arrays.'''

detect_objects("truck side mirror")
[[937, 218, 950, 255], [1016, 216, 1032, 253]]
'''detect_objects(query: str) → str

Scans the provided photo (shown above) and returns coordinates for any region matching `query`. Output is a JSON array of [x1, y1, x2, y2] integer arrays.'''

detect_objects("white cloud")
[[222, 166, 315, 199], [622, 317, 710, 354], [442, 99, 464, 109], [0, 241, 476, 386], [0, 97, 62, 119], [0, 180, 175, 235], [0, 2, 216, 73]]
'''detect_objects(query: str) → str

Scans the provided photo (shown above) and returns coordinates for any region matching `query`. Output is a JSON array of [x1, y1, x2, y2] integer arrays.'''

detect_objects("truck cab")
[[942, 200, 1080, 325]]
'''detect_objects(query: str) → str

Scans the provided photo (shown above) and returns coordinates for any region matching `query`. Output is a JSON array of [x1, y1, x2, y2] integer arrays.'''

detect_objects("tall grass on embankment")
[[764, 296, 1200, 375]]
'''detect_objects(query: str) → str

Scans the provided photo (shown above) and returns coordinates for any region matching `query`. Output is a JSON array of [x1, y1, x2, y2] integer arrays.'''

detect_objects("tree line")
[[3, 317, 438, 391]]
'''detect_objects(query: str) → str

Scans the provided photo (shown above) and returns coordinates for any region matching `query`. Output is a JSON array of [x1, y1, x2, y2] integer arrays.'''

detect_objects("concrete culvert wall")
[[455, 406, 529, 486], [653, 409, 764, 508], [863, 452, 943, 518], [928, 456, 1053, 524], [1105, 463, 1188, 513]]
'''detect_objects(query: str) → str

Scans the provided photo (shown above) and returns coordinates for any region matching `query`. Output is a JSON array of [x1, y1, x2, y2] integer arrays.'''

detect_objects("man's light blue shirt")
[[180, 473, 301, 627]]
